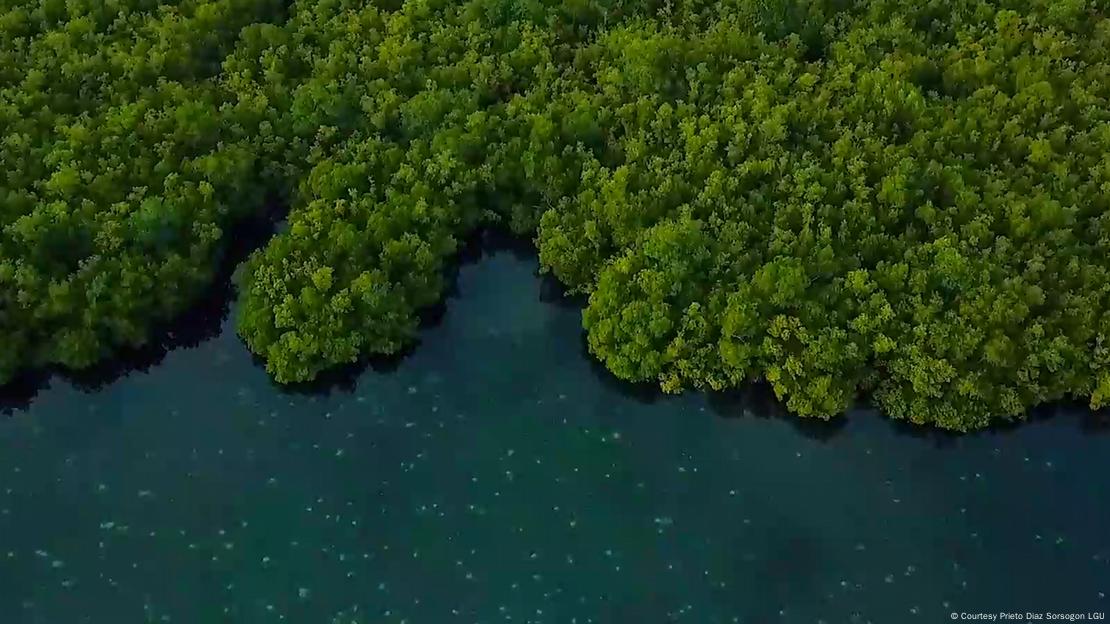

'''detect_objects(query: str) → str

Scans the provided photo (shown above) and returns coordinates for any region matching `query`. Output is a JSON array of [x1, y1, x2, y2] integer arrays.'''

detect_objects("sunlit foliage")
[[0, 0, 284, 379], [3, 0, 1109, 430]]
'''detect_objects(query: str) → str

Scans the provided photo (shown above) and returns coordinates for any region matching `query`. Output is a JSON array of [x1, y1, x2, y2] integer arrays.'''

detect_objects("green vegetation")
[[0, 0, 283, 379], [2, 0, 1109, 430]]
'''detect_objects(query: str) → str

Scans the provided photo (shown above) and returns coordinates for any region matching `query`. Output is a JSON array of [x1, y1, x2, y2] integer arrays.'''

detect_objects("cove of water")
[[1, 247, 1108, 623]]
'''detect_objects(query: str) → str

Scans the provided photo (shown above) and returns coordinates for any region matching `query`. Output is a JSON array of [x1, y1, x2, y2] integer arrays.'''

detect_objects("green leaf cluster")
[[510, 1, 1110, 429], [3, 0, 1109, 430], [0, 0, 284, 379]]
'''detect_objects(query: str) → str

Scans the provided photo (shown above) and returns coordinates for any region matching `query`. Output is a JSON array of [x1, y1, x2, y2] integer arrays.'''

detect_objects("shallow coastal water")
[[1, 248, 1108, 624]]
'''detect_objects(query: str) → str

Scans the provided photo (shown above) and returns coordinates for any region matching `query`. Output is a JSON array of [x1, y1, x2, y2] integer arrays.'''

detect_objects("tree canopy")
[[2, 0, 1109, 430], [0, 0, 284, 380]]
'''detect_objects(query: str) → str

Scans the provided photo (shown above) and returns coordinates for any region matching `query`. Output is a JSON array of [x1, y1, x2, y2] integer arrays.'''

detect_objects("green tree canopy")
[[2, 0, 1109, 430]]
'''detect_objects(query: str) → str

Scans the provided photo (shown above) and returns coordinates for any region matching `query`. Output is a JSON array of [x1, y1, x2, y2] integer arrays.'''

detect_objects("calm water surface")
[[1, 249, 1108, 623]]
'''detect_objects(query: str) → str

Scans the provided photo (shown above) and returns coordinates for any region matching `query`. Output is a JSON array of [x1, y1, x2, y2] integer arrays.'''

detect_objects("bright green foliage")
[[3, 0, 1110, 430], [518, 1, 1110, 430], [230, 0, 561, 382], [0, 0, 283, 378]]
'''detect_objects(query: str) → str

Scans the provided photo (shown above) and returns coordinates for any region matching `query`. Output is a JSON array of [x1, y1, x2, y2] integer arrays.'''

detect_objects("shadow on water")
[[539, 271, 587, 309], [579, 344, 853, 443], [271, 226, 546, 397], [882, 417, 963, 448], [1080, 407, 1110, 433], [581, 336, 668, 407], [585, 353, 1110, 442], [1033, 399, 1110, 435], [6, 210, 1110, 442], [578, 338, 852, 442], [0, 198, 287, 416], [882, 397, 1110, 442], [0, 372, 47, 416], [269, 347, 414, 398], [0, 221, 544, 408], [424, 226, 540, 326], [707, 383, 851, 442]]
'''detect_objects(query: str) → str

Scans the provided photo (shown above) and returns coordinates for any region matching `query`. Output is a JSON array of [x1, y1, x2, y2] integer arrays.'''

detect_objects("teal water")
[[1, 248, 1108, 624]]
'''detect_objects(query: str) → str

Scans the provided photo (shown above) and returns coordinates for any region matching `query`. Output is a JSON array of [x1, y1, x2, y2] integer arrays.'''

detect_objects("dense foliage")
[[0, 0, 283, 380], [2, 0, 1109, 430], [529, 1, 1110, 429]]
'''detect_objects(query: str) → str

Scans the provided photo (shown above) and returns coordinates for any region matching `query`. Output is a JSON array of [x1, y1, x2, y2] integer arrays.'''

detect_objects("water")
[[1, 248, 1108, 624]]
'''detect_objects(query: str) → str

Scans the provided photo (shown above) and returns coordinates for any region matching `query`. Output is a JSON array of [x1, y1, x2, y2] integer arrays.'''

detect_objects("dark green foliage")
[[2, 0, 1109, 430], [0, 0, 284, 378]]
